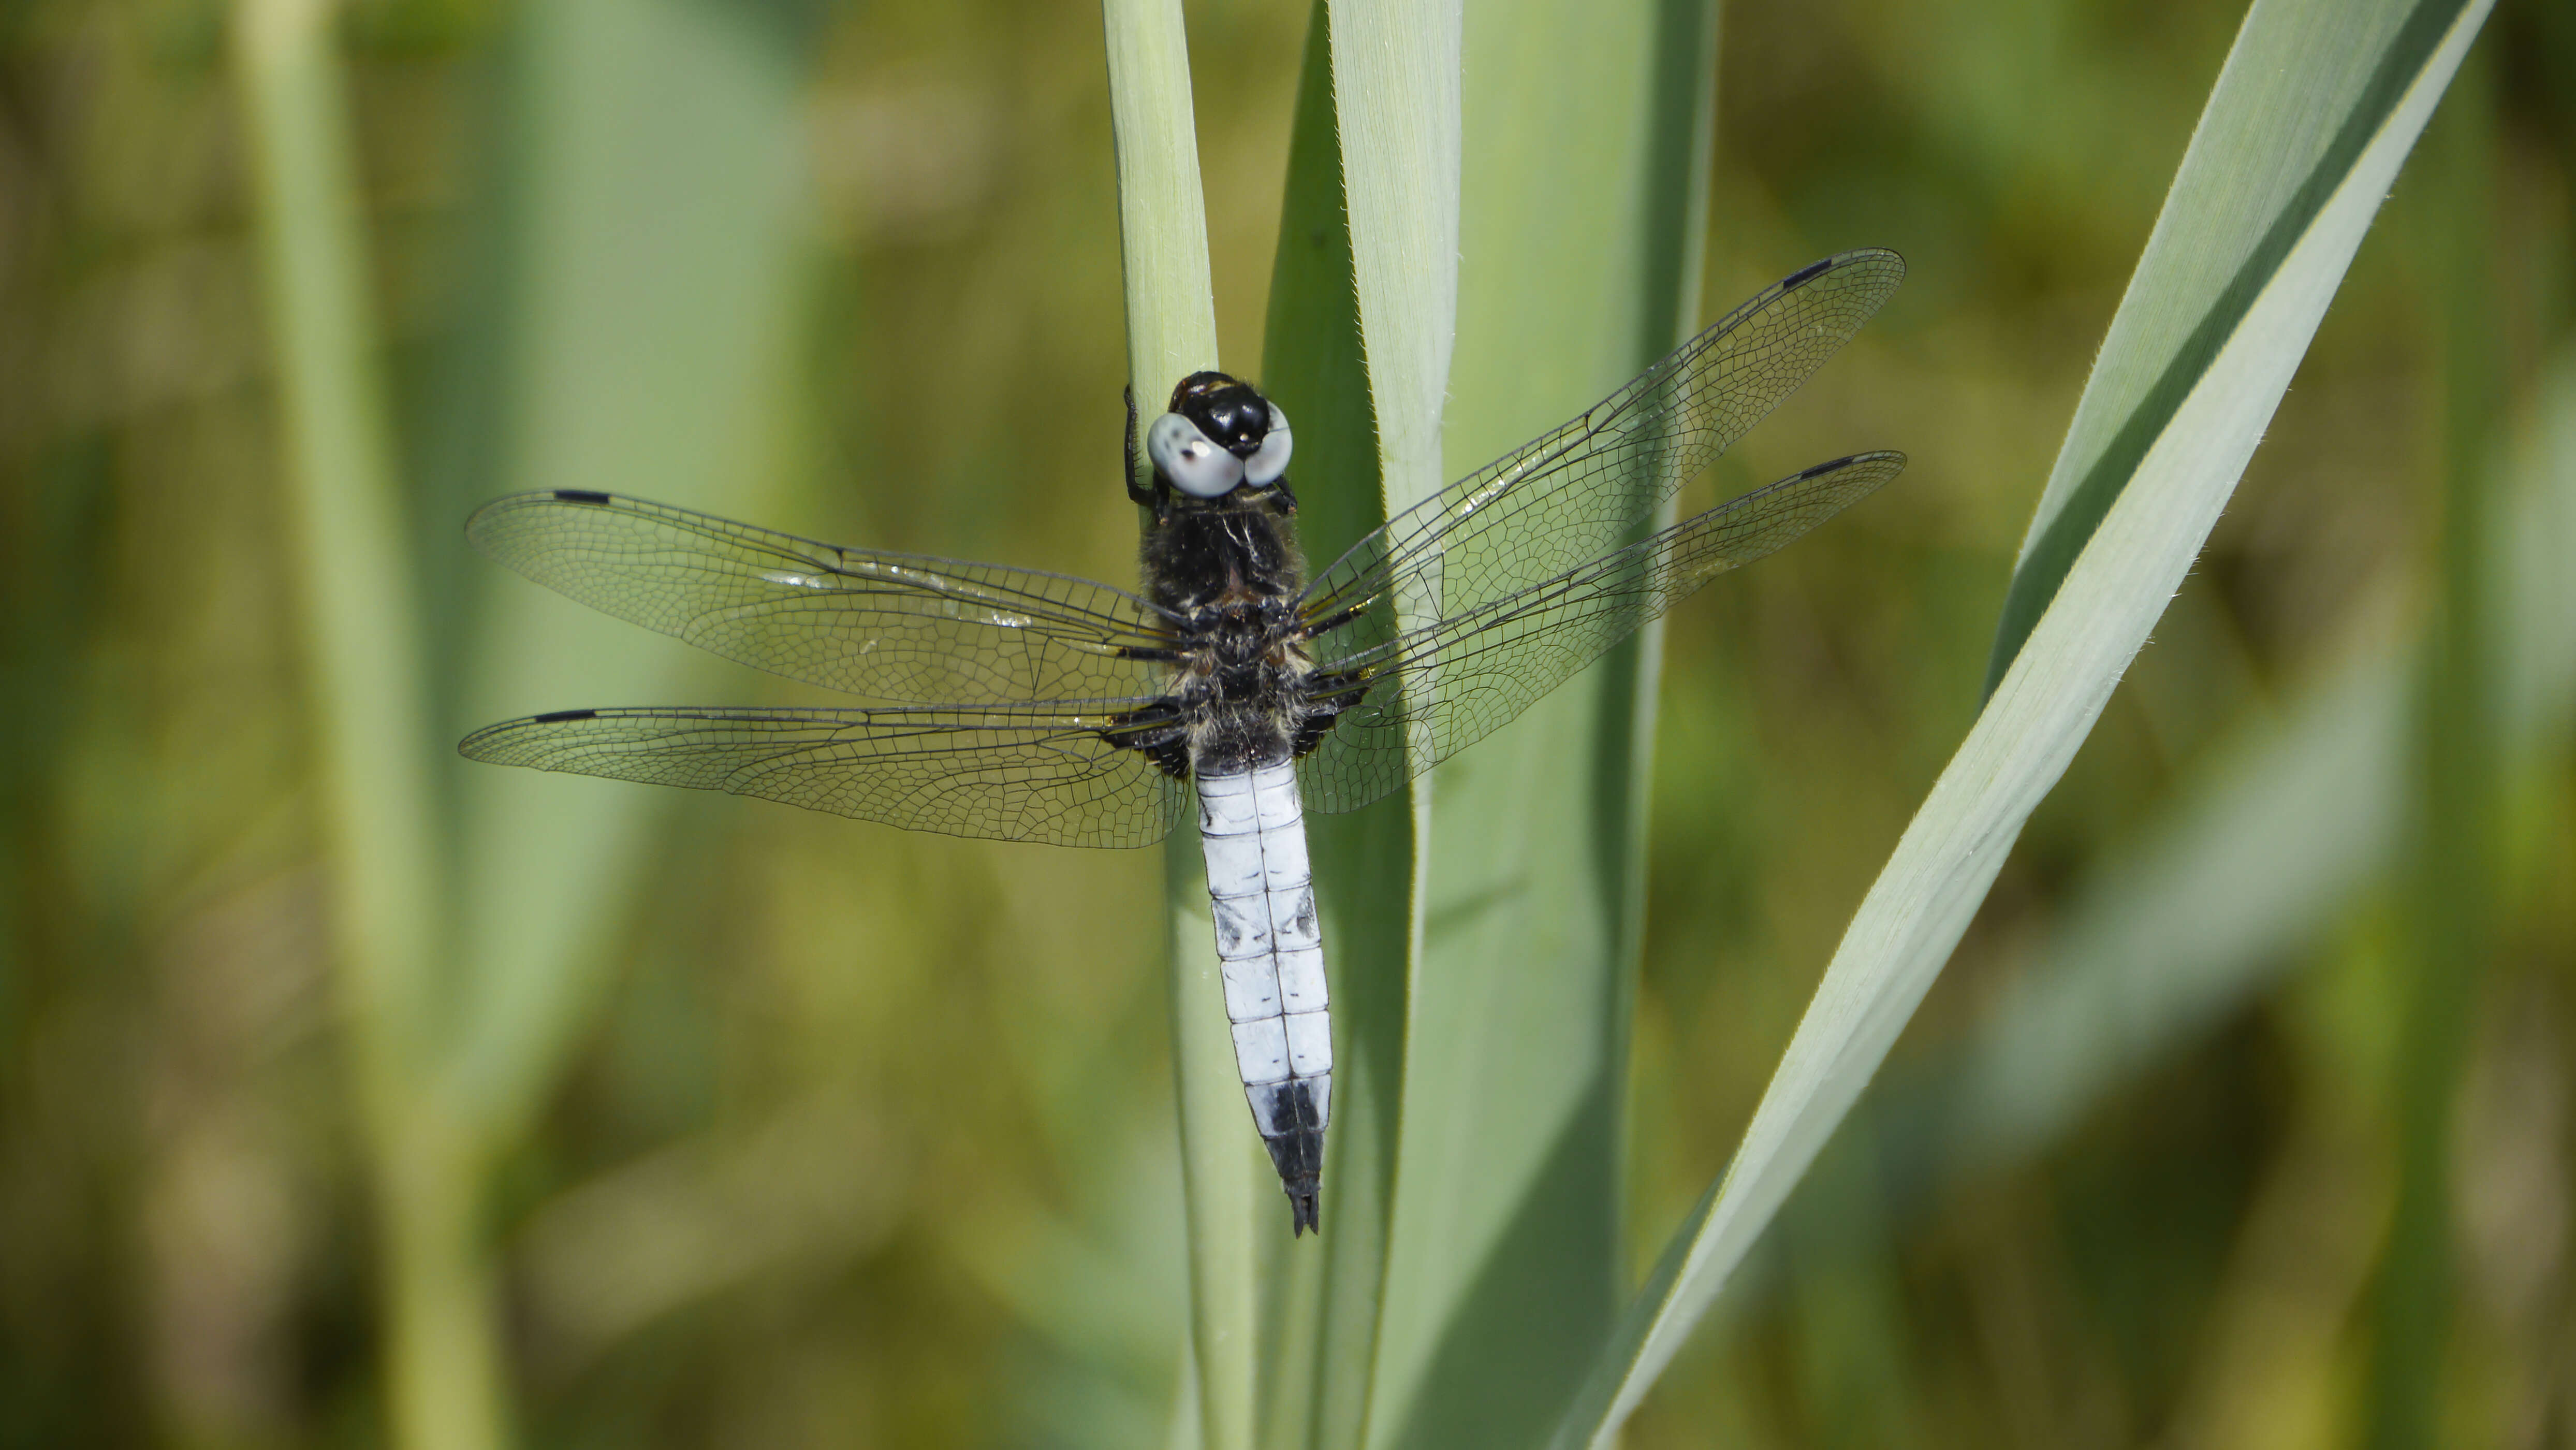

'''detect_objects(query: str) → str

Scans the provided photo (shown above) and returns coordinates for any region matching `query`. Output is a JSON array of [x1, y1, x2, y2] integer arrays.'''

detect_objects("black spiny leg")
[[1124, 385, 1157, 506], [1300, 597, 1373, 642], [1292, 669, 1373, 759], [1104, 701, 1192, 780]]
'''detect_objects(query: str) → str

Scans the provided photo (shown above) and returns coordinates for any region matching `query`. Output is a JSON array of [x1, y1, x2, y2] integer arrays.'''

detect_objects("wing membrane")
[[468, 492, 1179, 705], [1300, 250, 1904, 670], [1297, 452, 1905, 815], [460, 703, 1188, 848]]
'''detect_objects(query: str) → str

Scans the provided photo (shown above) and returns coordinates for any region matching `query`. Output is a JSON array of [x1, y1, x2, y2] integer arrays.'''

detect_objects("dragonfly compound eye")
[[1243, 403, 1293, 486], [1148, 412, 1247, 498]]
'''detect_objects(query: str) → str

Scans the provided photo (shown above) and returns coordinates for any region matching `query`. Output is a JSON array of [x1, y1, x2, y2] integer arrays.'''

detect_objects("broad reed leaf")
[[1922, 344, 2576, 1178], [1983, 0, 2495, 691], [1364, 0, 1718, 1445], [445, 0, 812, 1147], [234, 1, 493, 1438], [1325, 0, 1460, 529], [1551, 0, 2497, 1442], [1253, 5, 1406, 1446], [241, 1, 813, 1444], [1252, 2, 1465, 1443]]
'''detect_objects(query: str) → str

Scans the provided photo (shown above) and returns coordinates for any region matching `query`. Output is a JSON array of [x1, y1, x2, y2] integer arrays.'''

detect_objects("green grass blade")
[[2500, 356, 2576, 741], [1934, 637, 2409, 1167], [1168, 1335, 1205, 1450], [1983, 0, 2494, 694], [231, 1, 502, 1445], [1099, 4, 1252, 1445], [1920, 338, 2576, 1185], [444, 0, 814, 1150], [1252, 6, 1404, 1446], [1324, 0, 1460, 530], [242, 0, 819, 1441], [1363, 0, 1718, 1444], [1165, 835, 1262, 1450], [2370, 65, 2501, 1444], [1551, 0, 2495, 1442], [1280, 2, 1462, 1441], [1107, 0, 1223, 408], [233, 0, 443, 1046]]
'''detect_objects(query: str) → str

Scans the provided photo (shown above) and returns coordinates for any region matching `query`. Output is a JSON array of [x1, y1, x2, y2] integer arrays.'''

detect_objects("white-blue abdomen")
[[1196, 761, 1330, 1230]]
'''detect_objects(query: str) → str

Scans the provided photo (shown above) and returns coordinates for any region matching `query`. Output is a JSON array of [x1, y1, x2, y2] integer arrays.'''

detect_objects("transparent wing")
[[1299, 250, 1904, 671], [467, 491, 1180, 705], [1296, 452, 1905, 815], [459, 702, 1189, 848]]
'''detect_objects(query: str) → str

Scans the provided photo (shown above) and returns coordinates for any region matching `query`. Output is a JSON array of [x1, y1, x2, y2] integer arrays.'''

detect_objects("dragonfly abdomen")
[[1195, 760, 1331, 1235]]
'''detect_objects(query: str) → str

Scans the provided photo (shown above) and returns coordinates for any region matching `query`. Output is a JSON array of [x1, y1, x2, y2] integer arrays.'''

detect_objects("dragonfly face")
[[1146, 369, 1294, 499], [461, 249, 1910, 1236]]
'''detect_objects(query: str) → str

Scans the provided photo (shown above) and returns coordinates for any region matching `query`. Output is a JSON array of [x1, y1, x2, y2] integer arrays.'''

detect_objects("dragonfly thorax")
[[1138, 494, 1306, 617], [1132, 480, 1314, 781]]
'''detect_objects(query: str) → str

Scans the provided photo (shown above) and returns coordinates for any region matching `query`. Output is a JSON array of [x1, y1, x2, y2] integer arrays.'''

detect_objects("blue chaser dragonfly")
[[461, 249, 1906, 1235]]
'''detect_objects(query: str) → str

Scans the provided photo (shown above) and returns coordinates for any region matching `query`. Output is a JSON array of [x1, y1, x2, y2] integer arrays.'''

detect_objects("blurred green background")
[[1, 0, 2570, 1445]]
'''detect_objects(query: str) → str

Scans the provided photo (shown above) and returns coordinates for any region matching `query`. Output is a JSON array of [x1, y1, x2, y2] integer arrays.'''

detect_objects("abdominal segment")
[[1195, 761, 1332, 1235]]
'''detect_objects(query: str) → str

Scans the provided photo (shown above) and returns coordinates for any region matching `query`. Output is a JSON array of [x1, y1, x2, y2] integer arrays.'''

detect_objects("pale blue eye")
[[1245, 404, 1293, 486], [1148, 413, 1245, 498]]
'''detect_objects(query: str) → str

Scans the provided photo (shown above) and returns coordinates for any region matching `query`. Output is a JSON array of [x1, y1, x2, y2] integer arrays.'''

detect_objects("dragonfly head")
[[1151, 371, 1293, 499]]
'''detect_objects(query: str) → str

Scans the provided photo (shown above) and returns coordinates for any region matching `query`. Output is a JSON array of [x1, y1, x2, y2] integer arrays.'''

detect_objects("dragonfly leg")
[[1299, 598, 1372, 642], [1123, 385, 1157, 506], [1104, 702, 1192, 779], [1291, 669, 1372, 759]]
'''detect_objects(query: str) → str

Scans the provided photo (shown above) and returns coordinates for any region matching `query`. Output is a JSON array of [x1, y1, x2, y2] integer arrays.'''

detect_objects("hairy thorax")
[[1142, 497, 1316, 775]]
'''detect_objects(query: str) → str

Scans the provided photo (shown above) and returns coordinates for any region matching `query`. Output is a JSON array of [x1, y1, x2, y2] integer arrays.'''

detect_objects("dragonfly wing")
[[459, 702, 1190, 848], [1296, 452, 1905, 816], [1299, 250, 1904, 673], [468, 491, 1179, 705]]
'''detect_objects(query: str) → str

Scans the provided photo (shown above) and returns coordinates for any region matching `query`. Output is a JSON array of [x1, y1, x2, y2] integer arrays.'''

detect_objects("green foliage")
[[233, 0, 810, 1443], [1254, 6, 1404, 1442], [1557, 2, 2498, 1442], [0, 0, 2569, 1445]]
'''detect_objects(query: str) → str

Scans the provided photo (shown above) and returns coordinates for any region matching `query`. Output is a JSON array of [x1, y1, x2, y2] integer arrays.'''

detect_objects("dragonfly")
[[460, 249, 1906, 1236]]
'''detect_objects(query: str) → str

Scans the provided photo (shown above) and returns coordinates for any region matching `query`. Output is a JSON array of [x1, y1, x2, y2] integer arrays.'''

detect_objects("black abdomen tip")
[[1263, 1127, 1325, 1236]]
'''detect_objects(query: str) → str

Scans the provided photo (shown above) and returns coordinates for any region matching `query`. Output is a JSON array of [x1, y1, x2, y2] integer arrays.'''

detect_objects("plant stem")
[[231, 1, 501, 1445], [1099, 3, 1251, 1445], [2367, 57, 2499, 1449], [380, 1108, 506, 1450]]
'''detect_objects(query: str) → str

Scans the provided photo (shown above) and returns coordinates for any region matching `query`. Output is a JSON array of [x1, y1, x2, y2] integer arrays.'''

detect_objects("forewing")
[[1297, 453, 1905, 815], [459, 703, 1189, 848], [468, 491, 1178, 705], [1299, 250, 1904, 672]]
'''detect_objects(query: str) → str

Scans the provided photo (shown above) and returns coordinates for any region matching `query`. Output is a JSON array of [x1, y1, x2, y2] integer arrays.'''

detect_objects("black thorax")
[[1138, 495, 1310, 776]]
